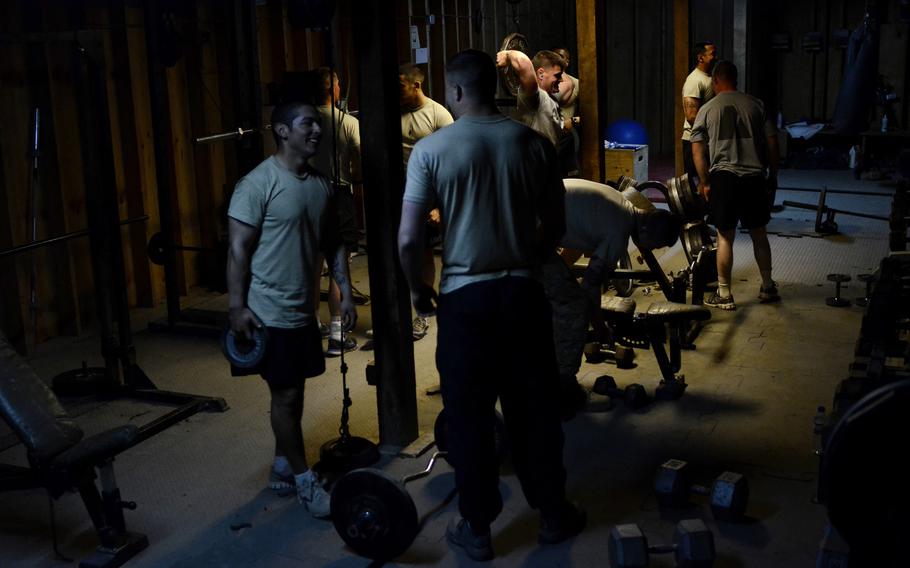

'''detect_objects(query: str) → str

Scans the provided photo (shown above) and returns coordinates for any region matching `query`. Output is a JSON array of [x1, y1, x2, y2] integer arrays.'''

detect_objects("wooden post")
[[353, 0, 419, 449], [576, 0, 605, 182], [674, 0, 690, 177]]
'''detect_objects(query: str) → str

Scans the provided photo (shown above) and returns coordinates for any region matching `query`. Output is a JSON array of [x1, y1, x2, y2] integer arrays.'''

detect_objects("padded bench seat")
[[645, 301, 712, 324]]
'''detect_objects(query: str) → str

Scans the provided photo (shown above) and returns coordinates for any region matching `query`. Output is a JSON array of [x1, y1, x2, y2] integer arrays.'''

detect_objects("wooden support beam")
[[674, 0, 690, 177], [353, 0, 418, 450], [576, 0, 604, 182]]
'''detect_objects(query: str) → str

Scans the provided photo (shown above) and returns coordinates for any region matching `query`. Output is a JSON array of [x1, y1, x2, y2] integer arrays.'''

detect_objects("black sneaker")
[[704, 291, 736, 311], [326, 336, 357, 357], [539, 502, 586, 545], [412, 316, 430, 340], [446, 517, 494, 561], [758, 281, 781, 303]]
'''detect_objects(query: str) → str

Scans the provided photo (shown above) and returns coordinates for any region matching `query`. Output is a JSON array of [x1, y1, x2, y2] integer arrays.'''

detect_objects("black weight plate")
[[621, 187, 656, 213], [610, 252, 634, 297], [435, 408, 508, 465], [681, 222, 714, 265], [819, 379, 910, 560], [221, 325, 269, 369], [498, 32, 528, 96], [147, 232, 167, 265], [331, 468, 419, 561]]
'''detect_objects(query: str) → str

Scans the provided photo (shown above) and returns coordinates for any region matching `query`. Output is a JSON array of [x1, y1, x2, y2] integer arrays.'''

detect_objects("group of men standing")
[[224, 38, 782, 561]]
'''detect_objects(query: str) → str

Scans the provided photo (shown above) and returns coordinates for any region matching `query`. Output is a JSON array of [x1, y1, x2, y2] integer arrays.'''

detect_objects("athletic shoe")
[[319, 321, 330, 338], [539, 501, 587, 544], [446, 517, 494, 561], [268, 469, 294, 491], [759, 281, 781, 303], [326, 336, 357, 356], [704, 291, 736, 311], [412, 317, 430, 340], [296, 470, 331, 519]]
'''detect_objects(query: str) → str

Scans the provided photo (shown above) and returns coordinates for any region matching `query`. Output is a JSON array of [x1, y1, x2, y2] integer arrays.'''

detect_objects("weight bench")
[[600, 296, 711, 399], [0, 332, 147, 567]]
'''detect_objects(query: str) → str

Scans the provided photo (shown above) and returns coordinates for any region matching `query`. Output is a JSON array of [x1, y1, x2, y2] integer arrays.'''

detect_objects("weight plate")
[[331, 468, 419, 561], [666, 175, 705, 221], [221, 324, 269, 369], [621, 187, 655, 213], [819, 379, 910, 560], [681, 222, 713, 265], [498, 32, 528, 97], [147, 232, 167, 265], [435, 408, 508, 465], [617, 176, 638, 194], [610, 252, 634, 297]]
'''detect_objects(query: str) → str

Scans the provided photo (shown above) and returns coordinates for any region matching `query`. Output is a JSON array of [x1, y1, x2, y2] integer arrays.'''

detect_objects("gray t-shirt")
[[690, 91, 778, 177], [310, 105, 360, 186], [228, 156, 338, 328], [561, 179, 636, 266], [517, 88, 562, 147], [681, 68, 714, 141], [403, 114, 564, 294], [401, 98, 453, 167]]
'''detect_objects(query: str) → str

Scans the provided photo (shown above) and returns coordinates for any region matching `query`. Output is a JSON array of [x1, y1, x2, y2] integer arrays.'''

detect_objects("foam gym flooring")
[[0, 168, 891, 567]]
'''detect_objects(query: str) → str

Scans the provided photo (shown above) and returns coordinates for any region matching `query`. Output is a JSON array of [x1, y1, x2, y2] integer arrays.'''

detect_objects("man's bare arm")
[[328, 241, 358, 331], [398, 200, 432, 310], [496, 50, 538, 97], [227, 217, 261, 339], [683, 97, 702, 125], [557, 77, 577, 107], [692, 140, 711, 200]]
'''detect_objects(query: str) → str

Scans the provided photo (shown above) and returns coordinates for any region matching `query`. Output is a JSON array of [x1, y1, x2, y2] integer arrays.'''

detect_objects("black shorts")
[[231, 325, 325, 389], [708, 170, 770, 231], [425, 222, 443, 247]]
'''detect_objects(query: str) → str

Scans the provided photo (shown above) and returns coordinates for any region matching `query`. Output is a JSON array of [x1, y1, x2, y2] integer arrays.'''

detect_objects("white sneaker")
[[296, 470, 331, 519]]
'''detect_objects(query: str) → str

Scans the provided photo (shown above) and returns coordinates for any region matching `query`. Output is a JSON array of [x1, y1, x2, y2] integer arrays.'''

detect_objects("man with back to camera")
[[399, 63, 454, 340], [682, 42, 717, 182], [495, 48, 565, 147], [690, 60, 781, 311], [545, 179, 681, 419], [309, 67, 361, 356], [227, 100, 357, 518], [398, 49, 585, 561]]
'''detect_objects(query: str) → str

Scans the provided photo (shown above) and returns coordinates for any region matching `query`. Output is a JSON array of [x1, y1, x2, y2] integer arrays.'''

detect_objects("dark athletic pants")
[[436, 276, 568, 527]]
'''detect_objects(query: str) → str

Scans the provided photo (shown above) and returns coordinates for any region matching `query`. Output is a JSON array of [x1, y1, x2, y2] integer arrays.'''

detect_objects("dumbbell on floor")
[[592, 375, 648, 409], [609, 519, 716, 568], [584, 342, 635, 368], [826, 274, 851, 307], [855, 273, 875, 308], [654, 459, 749, 522]]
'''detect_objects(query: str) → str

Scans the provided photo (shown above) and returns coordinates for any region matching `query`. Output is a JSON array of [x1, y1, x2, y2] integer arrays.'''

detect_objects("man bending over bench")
[[542, 179, 680, 419]]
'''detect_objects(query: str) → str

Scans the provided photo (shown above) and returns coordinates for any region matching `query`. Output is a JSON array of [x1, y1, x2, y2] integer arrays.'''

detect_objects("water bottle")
[[881, 113, 889, 133], [812, 405, 826, 457], [776, 110, 784, 130]]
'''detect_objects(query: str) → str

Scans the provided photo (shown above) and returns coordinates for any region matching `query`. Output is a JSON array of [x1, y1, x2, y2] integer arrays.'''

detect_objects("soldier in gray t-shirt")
[[227, 101, 356, 519], [496, 49, 565, 147], [690, 60, 781, 311], [541, 180, 679, 417], [398, 50, 584, 560]]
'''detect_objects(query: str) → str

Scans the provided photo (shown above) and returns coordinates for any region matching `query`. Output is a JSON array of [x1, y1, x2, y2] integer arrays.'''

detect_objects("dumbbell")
[[826, 274, 851, 307], [584, 341, 635, 368], [855, 273, 875, 307], [608, 519, 716, 568], [592, 375, 648, 409], [653, 459, 749, 522]]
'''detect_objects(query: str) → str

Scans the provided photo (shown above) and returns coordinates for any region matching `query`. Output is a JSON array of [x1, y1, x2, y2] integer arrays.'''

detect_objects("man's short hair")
[[445, 49, 497, 101], [532, 50, 567, 71], [712, 60, 738, 87], [270, 101, 311, 146], [694, 42, 714, 61], [314, 66, 337, 100], [639, 209, 681, 250], [399, 63, 425, 84]]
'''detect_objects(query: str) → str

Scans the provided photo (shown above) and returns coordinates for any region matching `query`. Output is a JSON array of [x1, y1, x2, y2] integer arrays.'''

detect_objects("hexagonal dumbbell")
[[608, 519, 716, 568], [653, 459, 749, 522], [592, 375, 649, 409]]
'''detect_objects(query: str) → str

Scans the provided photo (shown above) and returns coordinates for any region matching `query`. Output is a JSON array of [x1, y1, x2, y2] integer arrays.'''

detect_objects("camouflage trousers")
[[540, 252, 592, 381]]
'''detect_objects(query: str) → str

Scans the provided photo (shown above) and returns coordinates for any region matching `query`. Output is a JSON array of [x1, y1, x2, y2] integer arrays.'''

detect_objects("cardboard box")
[[604, 144, 648, 183]]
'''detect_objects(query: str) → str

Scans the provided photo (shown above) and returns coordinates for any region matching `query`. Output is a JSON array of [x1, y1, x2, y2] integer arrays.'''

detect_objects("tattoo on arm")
[[331, 253, 348, 288]]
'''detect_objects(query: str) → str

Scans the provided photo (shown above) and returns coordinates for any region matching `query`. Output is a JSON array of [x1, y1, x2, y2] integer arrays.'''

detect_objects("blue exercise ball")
[[604, 119, 648, 146]]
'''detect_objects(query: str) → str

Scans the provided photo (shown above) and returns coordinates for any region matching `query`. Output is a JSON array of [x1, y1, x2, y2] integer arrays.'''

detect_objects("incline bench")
[[0, 332, 147, 567]]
